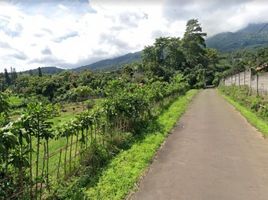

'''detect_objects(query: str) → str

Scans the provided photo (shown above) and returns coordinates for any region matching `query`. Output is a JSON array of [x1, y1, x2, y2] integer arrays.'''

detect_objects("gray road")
[[131, 89, 268, 200]]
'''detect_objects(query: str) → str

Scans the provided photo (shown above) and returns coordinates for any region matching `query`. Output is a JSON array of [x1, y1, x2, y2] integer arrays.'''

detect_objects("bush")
[[82, 142, 109, 169], [85, 99, 95, 110], [67, 86, 94, 102], [105, 132, 133, 154]]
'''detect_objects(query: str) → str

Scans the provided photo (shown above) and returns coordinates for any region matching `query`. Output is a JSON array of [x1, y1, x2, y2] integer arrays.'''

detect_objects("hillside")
[[74, 51, 142, 71], [23, 66, 65, 75], [19, 52, 141, 75], [206, 23, 268, 52]]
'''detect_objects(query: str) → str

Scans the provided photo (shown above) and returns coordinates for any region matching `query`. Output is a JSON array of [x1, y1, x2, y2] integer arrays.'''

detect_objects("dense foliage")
[[0, 71, 189, 199], [142, 19, 215, 87]]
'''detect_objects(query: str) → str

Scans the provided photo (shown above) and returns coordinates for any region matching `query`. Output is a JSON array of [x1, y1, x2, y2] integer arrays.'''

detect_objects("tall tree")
[[205, 48, 220, 85], [4, 68, 11, 86], [29, 69, 33, 76], [38, 67, 42, 77], [182, 19, 208, 87], [142, 37, 186, 81], [182, 19, 207, 67], [10, 67, 17, 83]]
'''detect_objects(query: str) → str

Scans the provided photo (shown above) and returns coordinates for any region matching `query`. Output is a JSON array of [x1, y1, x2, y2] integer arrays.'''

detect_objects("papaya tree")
[[0, 92, 10, 125], [23, 102, 54, 197]]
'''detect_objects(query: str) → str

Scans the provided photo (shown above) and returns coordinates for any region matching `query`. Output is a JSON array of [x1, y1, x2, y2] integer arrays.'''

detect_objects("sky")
[[0, 0, 268, 72]]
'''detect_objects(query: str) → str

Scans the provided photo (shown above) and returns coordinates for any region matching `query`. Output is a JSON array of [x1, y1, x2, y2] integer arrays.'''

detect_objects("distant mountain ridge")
[[74, 51, 141, 71], [206, 23, 268, 52], [21, 51, 142, 74], [23, 66, 65, 75]]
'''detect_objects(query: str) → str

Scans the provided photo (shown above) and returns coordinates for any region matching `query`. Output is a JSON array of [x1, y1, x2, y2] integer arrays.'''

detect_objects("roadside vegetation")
[[219, 86, 268, 137], [215, 29, 268, 136], [85, 90, 198, 200]]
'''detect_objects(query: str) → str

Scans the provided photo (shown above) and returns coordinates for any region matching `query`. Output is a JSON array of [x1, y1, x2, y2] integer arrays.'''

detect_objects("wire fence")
[[5, 123, 107, 200], [2, 94, 179, 200], [1, 77, 188, 200]]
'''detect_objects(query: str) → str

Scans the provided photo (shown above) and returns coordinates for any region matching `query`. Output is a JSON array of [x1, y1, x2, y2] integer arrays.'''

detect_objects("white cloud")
[[162, 0, 268, 35], [0, 0, 268, 72]]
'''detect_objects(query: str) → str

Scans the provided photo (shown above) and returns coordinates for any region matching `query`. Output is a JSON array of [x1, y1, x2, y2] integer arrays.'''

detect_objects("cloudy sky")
[[0, 0, 268, 72]]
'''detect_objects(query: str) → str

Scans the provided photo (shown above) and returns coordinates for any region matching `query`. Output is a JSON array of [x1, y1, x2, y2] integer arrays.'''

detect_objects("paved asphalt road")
[[131, 89, 268, 200]]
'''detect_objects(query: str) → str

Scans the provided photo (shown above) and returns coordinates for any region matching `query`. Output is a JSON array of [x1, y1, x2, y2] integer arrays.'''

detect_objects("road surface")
[[131, 89, 268, 200]]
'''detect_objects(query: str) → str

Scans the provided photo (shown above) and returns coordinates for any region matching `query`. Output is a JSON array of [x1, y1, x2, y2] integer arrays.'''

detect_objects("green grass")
[[10, 106, 83, 178], [85, 90, 198, 200], [8, 95, 24, 107], [50, 112, 77, 127], [31, 102, 89, 178], [218, 90, 268, 137], [8, 98, 102, 183]]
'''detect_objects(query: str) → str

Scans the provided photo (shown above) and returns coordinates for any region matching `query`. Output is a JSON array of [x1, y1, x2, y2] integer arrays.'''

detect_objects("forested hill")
[[21, 52, 141, 74], [74, 51, 141, 71], [206, 23, 268, 52], [23, 66, 65, 75]]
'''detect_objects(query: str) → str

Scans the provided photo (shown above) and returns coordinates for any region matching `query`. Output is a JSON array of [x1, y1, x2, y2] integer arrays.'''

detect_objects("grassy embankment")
[[218, 89, 268, 137], [84, 89, 198, 200]]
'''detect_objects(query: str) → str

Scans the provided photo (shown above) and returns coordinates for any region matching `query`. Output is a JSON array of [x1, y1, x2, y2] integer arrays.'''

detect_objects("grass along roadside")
[[218, 89, 268, 137], [85, 89, 198, 200]]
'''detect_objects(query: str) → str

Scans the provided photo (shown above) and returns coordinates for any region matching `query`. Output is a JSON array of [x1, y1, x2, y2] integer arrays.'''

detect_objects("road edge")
[[218, 89, 268, 138], [126, 90, 199, 200]]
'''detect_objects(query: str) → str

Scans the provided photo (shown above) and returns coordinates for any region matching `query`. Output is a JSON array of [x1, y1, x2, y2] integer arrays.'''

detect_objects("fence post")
[[239, 72, 240, 86], [249, 69, 252, 95], [244, 70, 246, 85], [235, 74, 236, 85], [57, 149, 62, 179], [257, 73, 259, 96]]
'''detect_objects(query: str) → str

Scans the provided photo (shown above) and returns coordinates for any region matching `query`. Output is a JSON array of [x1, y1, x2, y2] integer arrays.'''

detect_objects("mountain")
[[75, 51, 142, 71], [206, 23, 268, 52], [19, 52, 142, 75], [23, 66, 65, 75]]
